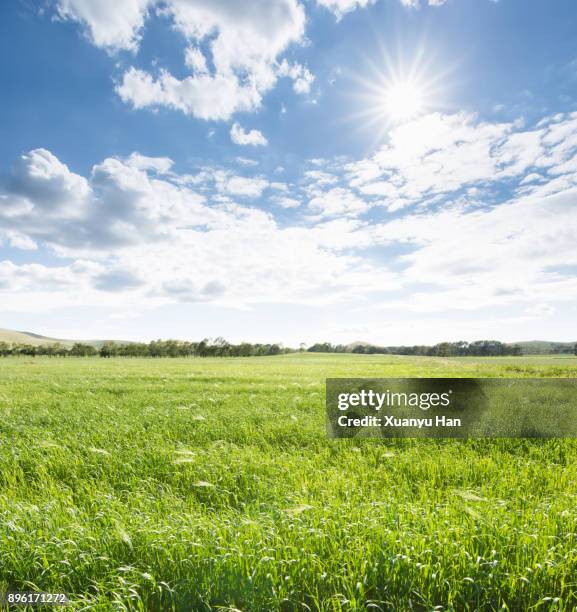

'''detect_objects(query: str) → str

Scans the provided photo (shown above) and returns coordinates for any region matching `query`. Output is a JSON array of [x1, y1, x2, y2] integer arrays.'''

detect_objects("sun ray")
[[336, 40, 459, 155]]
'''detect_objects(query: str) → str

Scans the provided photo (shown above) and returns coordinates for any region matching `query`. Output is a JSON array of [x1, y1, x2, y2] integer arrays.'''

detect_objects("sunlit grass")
[[1, 353, 577, 610]]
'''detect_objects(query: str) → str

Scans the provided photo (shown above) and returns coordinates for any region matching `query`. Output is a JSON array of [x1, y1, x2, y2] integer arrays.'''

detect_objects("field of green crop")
[[1, 353, 577, 611]]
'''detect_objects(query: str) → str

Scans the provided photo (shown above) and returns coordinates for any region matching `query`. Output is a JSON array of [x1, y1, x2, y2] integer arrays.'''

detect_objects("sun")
[[383, 78, 424, 122], [343, 46, 454, 146]]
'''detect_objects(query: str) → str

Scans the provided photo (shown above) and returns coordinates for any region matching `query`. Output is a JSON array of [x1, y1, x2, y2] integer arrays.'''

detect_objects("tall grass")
[[1, 354, 577, 610]]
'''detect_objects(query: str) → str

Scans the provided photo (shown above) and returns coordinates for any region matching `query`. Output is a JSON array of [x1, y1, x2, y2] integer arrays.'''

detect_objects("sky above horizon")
[[1, 0, 577, 346]]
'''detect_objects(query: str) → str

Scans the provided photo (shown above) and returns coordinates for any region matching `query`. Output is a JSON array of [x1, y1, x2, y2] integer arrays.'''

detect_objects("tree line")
[[0, 337, 290, 358], [2, 338, 576, 358], [308, 340, 527, 357]]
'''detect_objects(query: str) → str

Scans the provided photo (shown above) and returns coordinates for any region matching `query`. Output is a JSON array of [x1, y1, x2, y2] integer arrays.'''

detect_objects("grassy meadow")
[[1, 353, 577, 610]]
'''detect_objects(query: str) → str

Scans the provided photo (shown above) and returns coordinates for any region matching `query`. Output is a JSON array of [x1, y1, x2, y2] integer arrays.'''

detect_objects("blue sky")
[[1, 0, 576, 345]]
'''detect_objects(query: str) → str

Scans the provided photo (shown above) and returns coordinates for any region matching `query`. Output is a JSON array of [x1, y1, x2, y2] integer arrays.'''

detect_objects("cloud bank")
[[1, 110, 577, 319]]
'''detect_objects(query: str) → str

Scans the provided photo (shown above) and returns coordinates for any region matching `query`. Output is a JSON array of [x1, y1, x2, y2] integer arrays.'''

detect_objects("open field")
[[1, 353, 577, 610]]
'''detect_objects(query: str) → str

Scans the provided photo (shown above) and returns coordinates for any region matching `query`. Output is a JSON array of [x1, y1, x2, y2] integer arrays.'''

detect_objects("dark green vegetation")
[[512, 341, 577, 355], [2, 327, 576, 358], [1, 354, 577, 610], [0, 338, 288, 358], [309, 340, 577, 356]]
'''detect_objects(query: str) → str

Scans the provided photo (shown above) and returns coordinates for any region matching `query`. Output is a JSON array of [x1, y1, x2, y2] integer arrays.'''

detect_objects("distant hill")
[[0, 328, 125, 348], [0, 329, 73, 346]]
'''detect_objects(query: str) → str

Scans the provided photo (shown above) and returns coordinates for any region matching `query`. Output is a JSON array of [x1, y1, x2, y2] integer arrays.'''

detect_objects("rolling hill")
[[0, 329, 124, 348], [0, 329, 74, 346]]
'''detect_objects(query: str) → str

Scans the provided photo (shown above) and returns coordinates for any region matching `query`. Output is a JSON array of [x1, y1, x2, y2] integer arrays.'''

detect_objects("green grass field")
[[1, 353, 577, 611]]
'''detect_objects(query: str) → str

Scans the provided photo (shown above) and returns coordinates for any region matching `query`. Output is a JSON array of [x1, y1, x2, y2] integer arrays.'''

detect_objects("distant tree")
[[268, 344, 281, 356], [435, 343, 453, 357], [99, 341, 119, 358], [237, 342, 254, 357], [17, 343, 38, 357], [308, 342, 334, 353], [0, 336, 540, 359], [196, 339, 209, 358], [69, 343, 97, 357]]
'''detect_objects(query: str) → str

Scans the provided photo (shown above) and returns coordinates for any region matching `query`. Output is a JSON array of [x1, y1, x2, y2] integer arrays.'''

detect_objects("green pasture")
[[1, 353, 577, 610]]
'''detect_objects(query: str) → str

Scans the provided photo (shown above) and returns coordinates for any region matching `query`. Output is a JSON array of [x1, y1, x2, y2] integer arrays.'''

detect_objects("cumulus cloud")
[[274, 196, 302, 208], [367, 187, 577, 312], [401, 0, 449, 6], [0, 149, 209, 250], [57, 0, 308, 120], [2, 231, 37, 251], [316, 0, 448, 18], [190, 167, 271, 198], [277, 60, 315, 95], [230, 123, 268, 147], [6, 148, 90, 215], [345, 111, 577, 211], [224, 175, 269, 197], [309, 187, 368, 217], [125, 152, 173, 174], [55, 0, 150, 52], [2, 110, 577, 318], [315, 0, 377, 19], [0, 148, 394, 311], [116, 67, 265, 121]]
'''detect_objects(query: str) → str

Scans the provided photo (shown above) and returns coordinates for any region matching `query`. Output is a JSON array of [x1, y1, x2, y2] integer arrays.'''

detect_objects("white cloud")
[[309, 187, 368, 217], [224, 175, 269, 197], [126, 152, 173, 174], [274, 196, 301, 208], [0, 149, 394, 312], [184, 46, 209, 74], [303, 170, 340, 188], [230, 123, 268, 147], [316, 0, 448, 18], [345, 111, 577, 210], [367, 187, 577, 312], [292, 69, 315, 95], [3, 232, 37, 251], [315, 0, 377, 19], [55, 0, 150, 52], [278, 60, 315, 95], [0, 149, 209, 251], [2, 109, 577, 323], [116, 67, 263, 121], [57, 0, 307, 121], [8, 148, 91, 212], [235, 157, 259, 167]]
